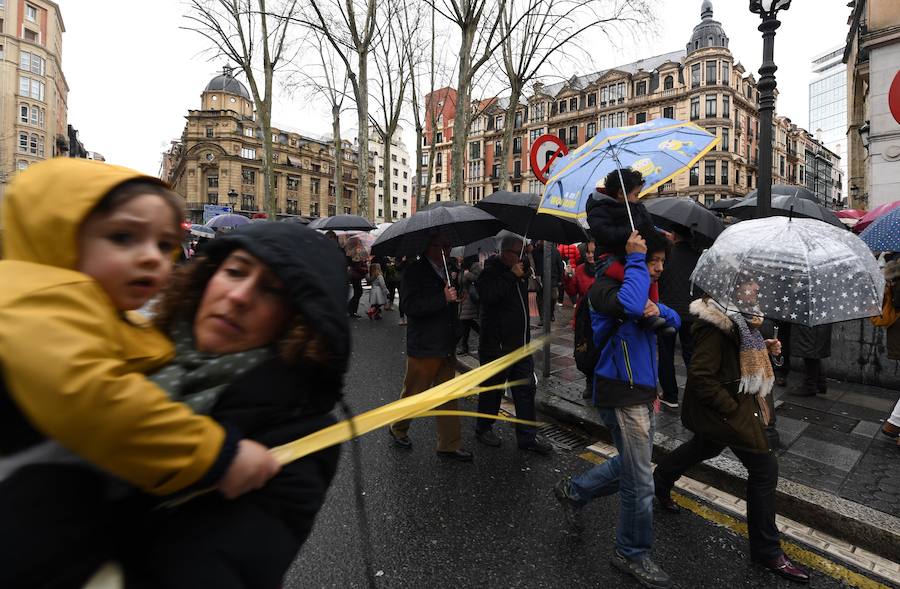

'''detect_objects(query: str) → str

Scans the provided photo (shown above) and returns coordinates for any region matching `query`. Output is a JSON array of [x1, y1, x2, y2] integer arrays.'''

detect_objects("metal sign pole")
[[542, 241, 552, 378]]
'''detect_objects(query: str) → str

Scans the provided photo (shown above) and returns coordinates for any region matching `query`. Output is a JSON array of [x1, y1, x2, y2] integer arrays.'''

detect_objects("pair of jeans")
[[568, 403, 655, 559], [654, 435, 782, 560], [657, 320, 695, 402], [476, 355, 537, 445]]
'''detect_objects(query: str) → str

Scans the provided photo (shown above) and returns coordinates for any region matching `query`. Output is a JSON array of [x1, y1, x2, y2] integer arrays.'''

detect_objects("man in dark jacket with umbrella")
[[388, 234, 473, 462], [657, 227, 701, 408], [474, 234, 553, 454], [532, 240, 564, 325]]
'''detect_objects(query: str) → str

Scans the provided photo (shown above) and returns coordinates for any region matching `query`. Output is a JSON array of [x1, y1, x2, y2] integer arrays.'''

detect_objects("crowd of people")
[[1, 158, 897, 589]]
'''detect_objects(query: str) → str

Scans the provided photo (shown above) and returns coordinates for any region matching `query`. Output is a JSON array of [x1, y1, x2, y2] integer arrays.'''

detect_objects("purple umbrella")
[[206, 213, 251, 229]]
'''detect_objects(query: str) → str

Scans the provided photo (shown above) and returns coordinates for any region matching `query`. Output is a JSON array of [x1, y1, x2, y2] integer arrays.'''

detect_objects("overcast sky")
[[61, 0, 852, 177]]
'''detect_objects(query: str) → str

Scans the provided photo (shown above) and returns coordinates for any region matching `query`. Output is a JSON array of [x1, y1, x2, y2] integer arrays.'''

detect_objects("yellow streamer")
[[417, 410, 543, 428]]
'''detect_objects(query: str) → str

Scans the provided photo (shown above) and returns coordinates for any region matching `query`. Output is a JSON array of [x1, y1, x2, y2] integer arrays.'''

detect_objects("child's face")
[[77, 194, 180, 311]]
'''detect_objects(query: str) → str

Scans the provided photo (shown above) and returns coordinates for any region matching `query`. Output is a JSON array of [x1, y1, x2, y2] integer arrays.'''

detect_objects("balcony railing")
[[185, 201, 204, 210]]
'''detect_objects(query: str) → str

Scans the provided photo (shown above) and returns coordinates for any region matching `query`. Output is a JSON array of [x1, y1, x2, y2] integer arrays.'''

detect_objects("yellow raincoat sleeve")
[[0, 281, 226, 495]]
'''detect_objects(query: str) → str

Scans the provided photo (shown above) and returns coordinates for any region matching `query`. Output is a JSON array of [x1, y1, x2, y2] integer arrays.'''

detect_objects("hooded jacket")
[[585, 192, 656, 257], [0, 158, 229, 495], [681, 298, 776, 454], [587, 251, 680, 407], [401, 257, 460, 358]]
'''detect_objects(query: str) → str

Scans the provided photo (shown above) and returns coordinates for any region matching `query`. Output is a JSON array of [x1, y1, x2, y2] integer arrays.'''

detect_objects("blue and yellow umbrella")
[[538, 118, 718, 220]]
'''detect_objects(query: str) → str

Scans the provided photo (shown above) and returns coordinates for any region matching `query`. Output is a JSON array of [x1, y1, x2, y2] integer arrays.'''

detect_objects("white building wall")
[[867, 43, 900, 208], [370, 126, 414, 222]]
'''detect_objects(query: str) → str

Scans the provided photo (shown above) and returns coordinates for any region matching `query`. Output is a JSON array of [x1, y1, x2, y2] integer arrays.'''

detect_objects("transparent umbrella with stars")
[[690, 217, 884, 326]]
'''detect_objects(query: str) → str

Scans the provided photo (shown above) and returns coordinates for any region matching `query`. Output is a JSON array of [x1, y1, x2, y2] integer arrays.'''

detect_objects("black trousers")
[[476, 354, 537, 445], [347, 279, 363, 315], [657, 320, 695, 402], [802, 358, 826, 394], [654, 435, 782, 561], [458, 319, 480, 350]]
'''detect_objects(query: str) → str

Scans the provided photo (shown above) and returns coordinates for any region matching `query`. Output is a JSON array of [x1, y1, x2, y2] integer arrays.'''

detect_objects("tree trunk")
[[356, 53, 370, 218], [498, 84, 522, 192], [449, 23, 476, 202], [332, 105, 343, 215], [259, 101, 276, 219], [382, 137, 392, 220], [414, 124, 425, 210]]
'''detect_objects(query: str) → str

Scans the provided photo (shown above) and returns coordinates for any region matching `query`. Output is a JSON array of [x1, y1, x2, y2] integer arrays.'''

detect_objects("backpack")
[[573, 285, 622, 375]]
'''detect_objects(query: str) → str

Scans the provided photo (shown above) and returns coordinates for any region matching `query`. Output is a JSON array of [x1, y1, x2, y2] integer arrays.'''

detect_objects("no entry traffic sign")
[[529, 134, 569, 184]]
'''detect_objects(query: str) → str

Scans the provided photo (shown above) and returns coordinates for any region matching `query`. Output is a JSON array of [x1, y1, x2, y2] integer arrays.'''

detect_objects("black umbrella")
[[745, 184, 819, 203], [728, 194, 844, 228], [422, 200, 468, 211], [642, 196, 724, 242], [308, 214, 376, 231], [280, 216, 313, 225], [371, 206, 503, 260], [474, 191, 587, 244], [708, 197, 743, 213]]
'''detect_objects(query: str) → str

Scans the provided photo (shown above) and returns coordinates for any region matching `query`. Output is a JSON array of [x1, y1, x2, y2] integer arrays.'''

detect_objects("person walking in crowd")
[[457, 255, 482, 356], [564, 240, 600, 399], [563, 240, 597, 324], [367, 262, 389, 320], [873, 254, 900, 445], [657, 226, 703, 409], [533, 239, 564, 326], [652, 280, 811, 583], [475, 235, 553, 454], [786, 323, 833, 396], [383, 257, 402, 311], [395, 256, 410, 326], [554, 229, 679, 589], [346, 237, 368, 319], [388, 234, 472, 462]]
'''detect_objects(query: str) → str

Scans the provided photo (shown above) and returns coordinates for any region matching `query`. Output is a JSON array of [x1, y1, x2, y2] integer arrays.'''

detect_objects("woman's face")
[[194, 250, 292, 354], [584, 242, 595, 263]]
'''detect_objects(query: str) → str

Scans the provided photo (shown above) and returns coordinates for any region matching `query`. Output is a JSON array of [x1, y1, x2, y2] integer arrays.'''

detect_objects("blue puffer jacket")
[[588, 252, 680, 408]]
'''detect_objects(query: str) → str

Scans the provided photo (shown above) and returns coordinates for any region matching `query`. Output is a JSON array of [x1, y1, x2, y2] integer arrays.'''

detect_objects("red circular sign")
[[890, 70, 900, 125], [529, 134, 569, 184]]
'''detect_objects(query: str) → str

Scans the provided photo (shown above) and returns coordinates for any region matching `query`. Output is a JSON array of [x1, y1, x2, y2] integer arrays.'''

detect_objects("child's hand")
[[625, 231, 646, 255], [218, 439, 281, 499]]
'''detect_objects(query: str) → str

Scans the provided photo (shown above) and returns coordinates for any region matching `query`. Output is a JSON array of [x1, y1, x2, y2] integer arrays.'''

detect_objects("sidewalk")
[[458, 303, 900, 563]]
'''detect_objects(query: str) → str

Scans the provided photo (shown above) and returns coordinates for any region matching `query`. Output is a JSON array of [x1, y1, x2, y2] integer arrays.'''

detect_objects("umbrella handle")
[[611, 152, 637, 233], [441, 250, 451, 285]]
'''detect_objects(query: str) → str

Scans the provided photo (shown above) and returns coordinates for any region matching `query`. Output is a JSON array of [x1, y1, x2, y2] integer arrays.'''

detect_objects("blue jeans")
[[568, 403, 655, 560]]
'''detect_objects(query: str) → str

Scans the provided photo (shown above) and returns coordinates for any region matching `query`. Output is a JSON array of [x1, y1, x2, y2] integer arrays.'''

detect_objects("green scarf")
[[150, 321, 274, 414]]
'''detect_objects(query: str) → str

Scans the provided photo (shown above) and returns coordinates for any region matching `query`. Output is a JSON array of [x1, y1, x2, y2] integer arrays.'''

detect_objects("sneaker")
[[436, 448, 474, 462], [388, 429, 412, 449], [610, 551, 672, 589], [552, 477, 583, 533], [519, 436, 553, 455], [475, 429, 501, 447], [658, 397, 679, 409]]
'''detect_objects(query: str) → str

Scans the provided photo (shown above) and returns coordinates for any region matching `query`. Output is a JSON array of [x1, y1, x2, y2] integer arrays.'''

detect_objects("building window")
[[529, 127, 544, 143], [663, 106, 674, 119], [206, 127, 214, 138], [25, 4, 38, 22], [558, 127, 566, 142], [706, 128, 716, 149], [287, 175, 299, 190], [690, 97, 700, 120], [587, 93, 596, 107], [568, 126, 577, 145], [512, 137, 521, 154], [705, 195, 715, 207], [721, 161, 729, 185], [722, 63, 730, 86], [391, 153, 397, 162], [469, 140, 481, 159], [635, 112, 647, 124], [206, 192, 218, 204], [392, 182, 398, 191], [243, 127, 254, 138], [378, 179, 383, 188], [722, 95, 730, 118], [689, 164, 699, 186], [311, 178, 320, 194], [722, 127, 730, 152], [240, 147, 256, 159], [403, 171, 407, 179], [635, 81, 647, 96], [207, 176, 219, 188], [491, 164, 499, 179], [705, 60, 717, 85], [664, 75, 674, 90], [569, 97, 578, 111], [19, 76, 44, 100], [779, 155, 785, 177], [615, 111, 625, 127], [616, 82, 625, 102], [514, 160, 521, 177], [600, 87, 608, 104], [18, 132, 28, 152], [17, 160, 28, 171], [23, 28, 38, 43], [19, 52, 44, 75], [599, 115, 607, 129], [241, 195, 255, 210], [558, 100, 567, 114], [691, 63, 701, 88], [435, 132, 443, 143], [19, 104, 28, 123], [586, 122, 596, 138], [705, 161, 716, 185], [241, 168, 256, 184], [705, 95, 716, 117], [393, 168, 398, 176], [392, 210, 398, 219]]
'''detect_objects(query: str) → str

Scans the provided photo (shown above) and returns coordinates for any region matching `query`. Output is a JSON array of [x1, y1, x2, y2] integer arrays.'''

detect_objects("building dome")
[[204, 66, 251, 100], [686, 0, 729, 55]]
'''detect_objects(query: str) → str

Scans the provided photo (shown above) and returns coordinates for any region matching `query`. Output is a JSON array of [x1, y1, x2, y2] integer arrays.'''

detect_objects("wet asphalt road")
[[285, 308, 860, 589]]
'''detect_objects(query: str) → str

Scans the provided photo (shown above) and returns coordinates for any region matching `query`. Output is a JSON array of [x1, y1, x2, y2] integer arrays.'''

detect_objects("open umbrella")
[[691, 217, 884, 326], [280, 216, 313, 225], [642, 196, 724, 243], [708, 197, 743, 213], [727, 194, 844, 228], [422, 201, 467, 211], [450, 235, 500, 258], [206, 213, 250, 229], [189, 224, 215, 239], [371, 206, 503, 260], [859, 207, 900, 253], [308, 214, 376, 231], [853, 200, 900, 234], [744, 184, 820, 203], [538, 118, 718, 229], [475, 191, 587, 244]]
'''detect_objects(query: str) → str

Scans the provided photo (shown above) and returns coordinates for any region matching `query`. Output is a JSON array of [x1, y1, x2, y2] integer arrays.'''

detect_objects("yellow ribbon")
[[417, 410, 542, 428]]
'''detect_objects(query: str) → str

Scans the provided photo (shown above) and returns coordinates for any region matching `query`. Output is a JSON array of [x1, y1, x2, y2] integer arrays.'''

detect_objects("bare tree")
[[301, 0, 379, 218], [370, 1, 413, 221], [495, 0, 651, 190], [284, 30, 352, 215], [185, 0, 299, 220]]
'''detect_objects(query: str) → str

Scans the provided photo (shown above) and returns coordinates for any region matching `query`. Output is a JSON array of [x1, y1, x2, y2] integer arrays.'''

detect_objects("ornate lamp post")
[[750, 0, 791, 218], [227, 188, 238, 211]]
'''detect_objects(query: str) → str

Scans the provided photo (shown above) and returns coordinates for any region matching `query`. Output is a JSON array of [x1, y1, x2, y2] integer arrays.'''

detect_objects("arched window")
[[664, 75, 674, 90]]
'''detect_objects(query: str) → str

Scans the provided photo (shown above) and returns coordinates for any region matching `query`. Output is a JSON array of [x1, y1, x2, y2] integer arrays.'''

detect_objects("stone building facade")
[[161, 68, 375, 223]]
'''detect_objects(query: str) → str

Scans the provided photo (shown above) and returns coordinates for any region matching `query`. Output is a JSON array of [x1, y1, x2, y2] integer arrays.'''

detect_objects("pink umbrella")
[[836, 209, 866, 219], [853, 200, 900, 233]]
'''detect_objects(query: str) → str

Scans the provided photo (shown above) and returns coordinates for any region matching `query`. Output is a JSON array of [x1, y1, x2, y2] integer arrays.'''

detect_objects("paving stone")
[[776, 452, 846, 493], [851, 420, 882, 438], [780, 392, 838, 412], [801, 423, 871, 454], [787, 437, 862, 472], [828, 400, 891, 423], [837, 391, 898, 413], [840, 446, 900, 519], [777, 403, 858, 433]]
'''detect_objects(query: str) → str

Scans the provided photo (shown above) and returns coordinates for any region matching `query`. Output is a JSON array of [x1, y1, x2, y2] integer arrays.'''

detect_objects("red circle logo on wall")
[[890, 70, 900, 125]]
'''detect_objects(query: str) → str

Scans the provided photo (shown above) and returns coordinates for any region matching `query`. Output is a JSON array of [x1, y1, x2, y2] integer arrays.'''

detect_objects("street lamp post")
[[228, 188, 238, 211], [750, 0, 791, 219]]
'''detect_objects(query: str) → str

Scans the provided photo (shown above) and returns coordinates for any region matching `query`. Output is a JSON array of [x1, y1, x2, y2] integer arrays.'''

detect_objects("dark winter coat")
[[658, 240, 702, 321], [585, 192, 656, 257], [532, 243, 564, 288], [477, 255, 530, 357], [459, 264, 482, 322], [681, 298, 775, 454], [790, 324, 832, 360], [401, 257, 460, 358]]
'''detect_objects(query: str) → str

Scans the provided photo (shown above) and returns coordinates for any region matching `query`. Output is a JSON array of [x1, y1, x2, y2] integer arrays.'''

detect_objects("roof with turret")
[[686, 0, 729, 55], [204, 66, 251, 100]]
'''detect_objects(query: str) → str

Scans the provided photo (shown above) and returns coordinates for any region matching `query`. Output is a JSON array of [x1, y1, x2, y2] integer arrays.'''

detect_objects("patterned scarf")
[[150, 321, 274, 414], [722, 306, 774, 425]]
